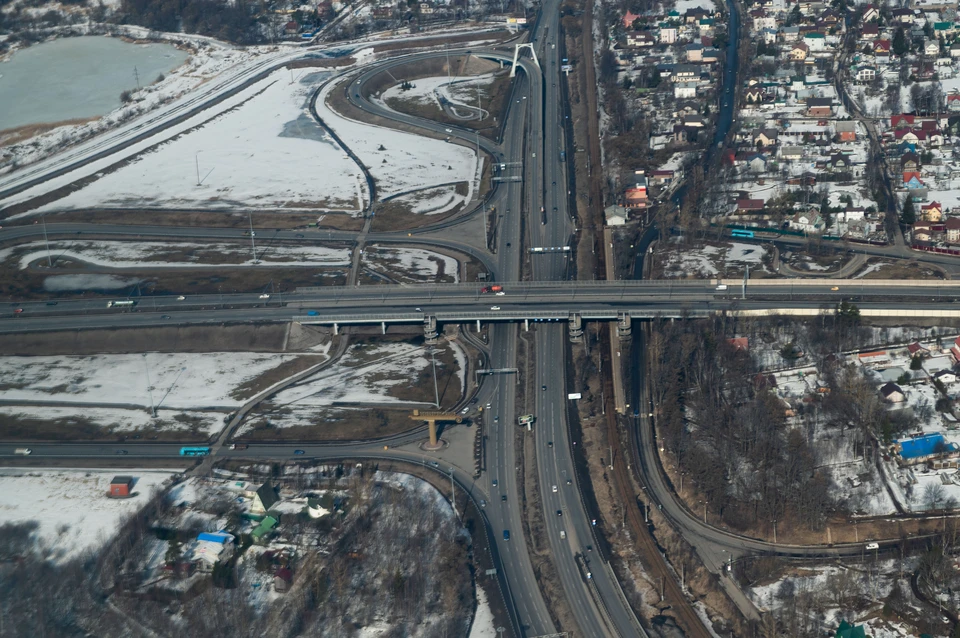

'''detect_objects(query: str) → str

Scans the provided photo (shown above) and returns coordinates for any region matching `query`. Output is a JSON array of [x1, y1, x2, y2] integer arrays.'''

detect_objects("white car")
[[490, 306, 501, 310], [259, 294, 270, 299], [552, 485, 558, 493], [444, 128, 452, 133], [495, 291, 505, 296], [177, 296, 186, 301]]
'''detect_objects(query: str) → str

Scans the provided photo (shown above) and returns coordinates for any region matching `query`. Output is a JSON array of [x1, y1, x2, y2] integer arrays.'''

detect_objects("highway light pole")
[[41, 216, 52, 268]]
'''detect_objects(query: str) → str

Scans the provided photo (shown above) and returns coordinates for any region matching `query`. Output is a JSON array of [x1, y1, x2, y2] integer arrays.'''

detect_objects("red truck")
[[481, 285, 503, 293]]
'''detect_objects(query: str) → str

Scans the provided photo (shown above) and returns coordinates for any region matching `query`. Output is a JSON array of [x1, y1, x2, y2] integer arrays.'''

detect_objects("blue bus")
[[180, 446, 211, 457], [730, 229, 755, 238]]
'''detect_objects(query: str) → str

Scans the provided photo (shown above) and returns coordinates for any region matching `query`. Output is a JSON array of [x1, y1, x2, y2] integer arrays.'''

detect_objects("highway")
[[1, 16, 946, 638]]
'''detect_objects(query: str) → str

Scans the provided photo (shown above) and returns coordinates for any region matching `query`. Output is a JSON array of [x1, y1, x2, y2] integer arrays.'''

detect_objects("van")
[[715, 284, 728, 291], [560, 530, 566, 539], [14, 448, 31, 455]]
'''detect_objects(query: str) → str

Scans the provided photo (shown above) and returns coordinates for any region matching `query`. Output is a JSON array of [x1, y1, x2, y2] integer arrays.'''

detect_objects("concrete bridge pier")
[[476, 319, 481, 332], [524, 318, 529, 331], [424, 316, 439, 344], [616, 312, 632, 341], [568, 312, 583, 342], [381, 321, 386, 334], [333, 322, 339, 336]]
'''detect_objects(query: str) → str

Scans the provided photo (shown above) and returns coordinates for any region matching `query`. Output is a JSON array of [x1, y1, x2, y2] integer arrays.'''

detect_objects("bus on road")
[[180, 446, 211, 456]]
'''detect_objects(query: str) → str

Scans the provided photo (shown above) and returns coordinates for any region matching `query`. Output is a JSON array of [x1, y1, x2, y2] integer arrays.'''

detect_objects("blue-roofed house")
[[895, 433, 960, 466]]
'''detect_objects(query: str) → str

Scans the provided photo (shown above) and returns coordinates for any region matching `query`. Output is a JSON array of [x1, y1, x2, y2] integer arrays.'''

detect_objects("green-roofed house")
[[836, 620, 867, 638], [252, 516, 278, 543]]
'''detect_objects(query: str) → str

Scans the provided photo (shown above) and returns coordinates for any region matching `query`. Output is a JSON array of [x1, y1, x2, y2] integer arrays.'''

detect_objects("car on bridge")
[[503, 530, 510, 541]]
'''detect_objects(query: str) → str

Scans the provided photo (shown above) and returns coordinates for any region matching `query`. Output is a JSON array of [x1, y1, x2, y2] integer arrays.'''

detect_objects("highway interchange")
[[2, 8, 958, 638]]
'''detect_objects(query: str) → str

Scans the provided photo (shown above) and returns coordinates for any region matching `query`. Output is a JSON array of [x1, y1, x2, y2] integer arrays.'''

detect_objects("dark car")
[[161, 315, 171, 319], [548, 441, 553, 447], [541, 385, 547, 391], [295, 233, 304, 238], [556, 509, 562, 516], [46, 301, 58, 306], [501, 494, 507, 502], [115, 450, 128, 455], [294, 449, 305, 455]]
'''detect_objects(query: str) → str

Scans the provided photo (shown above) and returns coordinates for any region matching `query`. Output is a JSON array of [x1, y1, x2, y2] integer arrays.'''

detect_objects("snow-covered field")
[[0, 405, 224, 437], [364, 246, 460, 282], [0, 352, 320, 409], [388, 184, 467, 215], [0, 469, 175, 562], [318, 74, 478, 199], [660, 241, 769, 278], [381, 73, 495, 117], [1, 240, 352, 269], [36, 69, 365, 212]]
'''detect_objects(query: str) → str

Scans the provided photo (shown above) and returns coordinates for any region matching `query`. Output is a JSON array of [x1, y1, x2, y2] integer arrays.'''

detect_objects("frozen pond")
[[0, 36, 188, 132]]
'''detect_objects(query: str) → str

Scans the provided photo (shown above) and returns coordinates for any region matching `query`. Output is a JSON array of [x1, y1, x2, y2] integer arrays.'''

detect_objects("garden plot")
[[363, 246, 460, 283], [319, 75, 478, 200], [37, 69, 366, 213], [1, 240, 352, 269], [0, 352, 319, 409], [0, 469, 175, 562], [0, 405, 224, 439]]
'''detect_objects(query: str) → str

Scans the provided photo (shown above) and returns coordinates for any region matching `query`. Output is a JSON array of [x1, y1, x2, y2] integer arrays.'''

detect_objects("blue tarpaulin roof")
[[899, 434, 953, 459]]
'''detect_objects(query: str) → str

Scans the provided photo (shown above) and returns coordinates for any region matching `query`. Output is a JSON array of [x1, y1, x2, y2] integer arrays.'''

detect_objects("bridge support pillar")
[[333, 322, 339, 336], [424, 316, 439, 344], [476, 319, 481, 332], [381, 321, 386, 335], [568, 312, 583, 342], [616, 312, 632, 341], [427, 419, 439, 449], [524, 318, 529, 331]]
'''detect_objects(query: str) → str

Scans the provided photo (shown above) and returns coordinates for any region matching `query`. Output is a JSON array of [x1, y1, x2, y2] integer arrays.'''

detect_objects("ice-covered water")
[[0, 36, 188, 131]]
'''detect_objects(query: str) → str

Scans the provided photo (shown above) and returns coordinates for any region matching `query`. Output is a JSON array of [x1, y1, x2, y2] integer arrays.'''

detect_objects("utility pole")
[[41, 216, 52, 268], [431, 348, 440, 408], [449, 467, 456, 517], [134, 66, 141, 92], [249, 212, 257, 263], [142, 354, 157, 418], [195, 152, 201, 186]]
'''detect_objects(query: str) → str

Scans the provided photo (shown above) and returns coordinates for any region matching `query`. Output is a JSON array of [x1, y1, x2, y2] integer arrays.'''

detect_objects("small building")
[[604, 205, 628, 226], [921, 201, 942, 222], [192, 531, 235, 572], [835, 121, 857, 142], [880, 382, 905, 403], [274, 567, 294, 593], [252, 482, 280, 515], [895, 433, 960, 466], [252, 516, 279, 542], [806, 97, 833, 118], [935, 369, 958, 385], [109, 476, 135, 497]]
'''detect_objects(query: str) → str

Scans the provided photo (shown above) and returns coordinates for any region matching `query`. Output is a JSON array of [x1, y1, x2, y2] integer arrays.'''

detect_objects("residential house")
[[782, 25, 801, 41], [828, 153, 850, 171], [946, 217, 960, 243], [781, 146, 804, 160], [903, 171, 924, 188], [745, 87, 764, 104], [874, 39, 891, 55], [753, 128, 778, 147], [748, 153, 768, 173], [626, 31, 655, 47], [861, 4, 879, 22], [274, 568, 294, 593], [854, 65, 876, 83], [951, 41, 960, 57], [649, 169, 676, 185], [675, 82, 698, 98], [252, 482, 280, 515], [948, 93, 960, 112], [192, 531, 235, 572], [284, 20, 300, 35], [806, 97, 833, 117], [835, 121, 857, 141], [921, 201, 943, 221], [790, 42, 810, 60], [701, 47, 720, 63], [901, 151, 920, 171], [951, 335, 960, 360], [803, 32, 827, 51], [625, 178, 649, 208], [935, 369, 958, 385], [790, 211, 823, 232], [604, 205, 628, 226], [891, 7, 915, 24], [912, 221, 934, 241], [659, 26, 678, 43], [934, 22, 956, 39], [880, 382, 906, 403], [924, 40, 940, 56], [685, 42, 704, 61], [672, 64, 700, 81], [761, 27, 777, 44], [907, 342, 931, 358], [252, 516, 279, 542], [622, 10, 640, 27], [861, 23, 879, 40]]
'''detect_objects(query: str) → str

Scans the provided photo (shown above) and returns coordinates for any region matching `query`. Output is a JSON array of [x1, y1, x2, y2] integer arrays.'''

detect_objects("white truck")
[[14, 448, 32, 455]]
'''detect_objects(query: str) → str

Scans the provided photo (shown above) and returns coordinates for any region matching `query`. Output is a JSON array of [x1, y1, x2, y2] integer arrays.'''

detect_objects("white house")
[[192, 532, 235, 572], [674, 82, 698, 98], [659, 26, 678, 43], [803, 32, 827, 51], [604, 205, 628, 226]]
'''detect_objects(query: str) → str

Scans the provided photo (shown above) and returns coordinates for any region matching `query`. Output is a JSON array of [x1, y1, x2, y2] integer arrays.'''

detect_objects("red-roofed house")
[[736, 198, 765, 213], [921, 201, 943, 222], [951, 336, 960, 361], [948, 94, 960, 113], [891, 114, 916, 128], [862, 24, 879, 39], [874, 39, 891, 54], [623, 10, 640, 27], [727, 337, 749, 351], [907, 342, 930, 358]]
